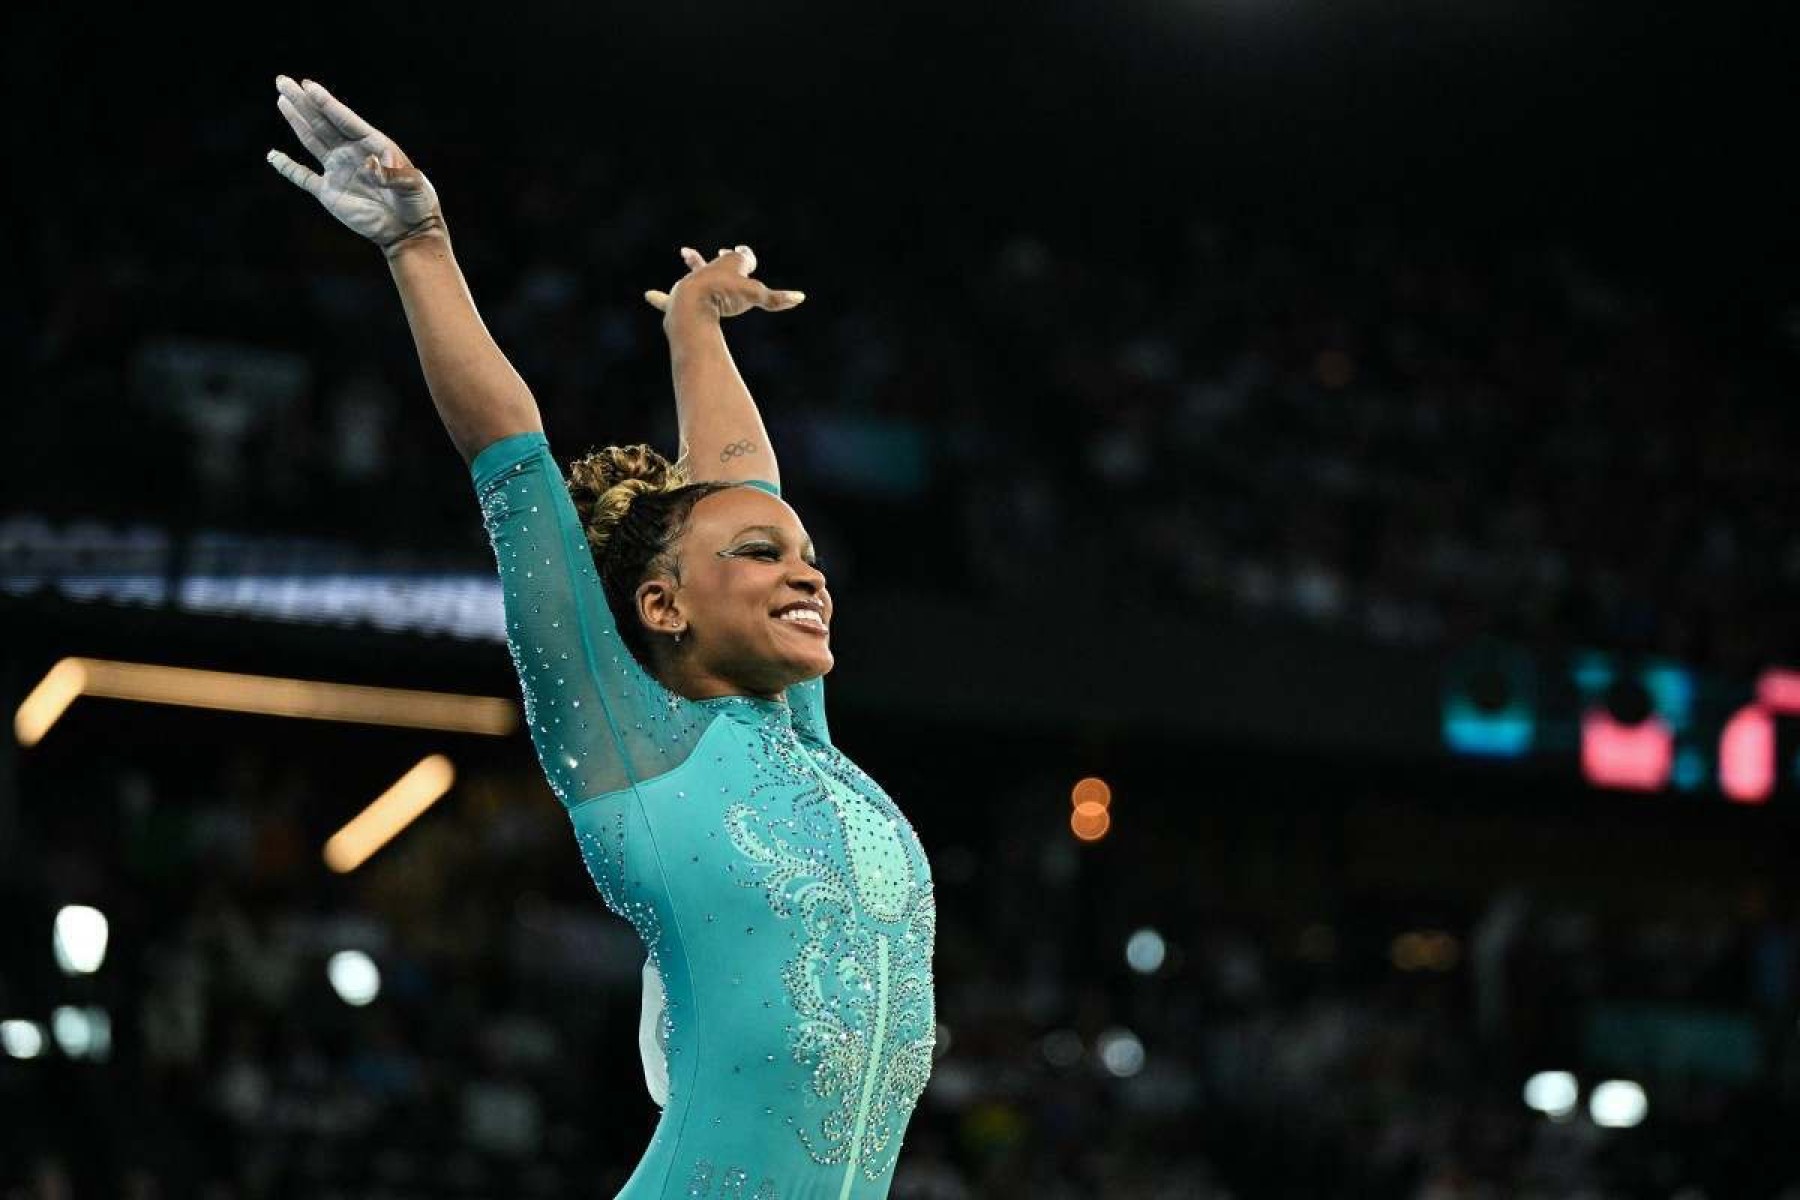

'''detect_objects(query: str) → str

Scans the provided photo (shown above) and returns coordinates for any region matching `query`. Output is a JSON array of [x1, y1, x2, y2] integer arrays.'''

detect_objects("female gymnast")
[[267, 76, 937, 1199]]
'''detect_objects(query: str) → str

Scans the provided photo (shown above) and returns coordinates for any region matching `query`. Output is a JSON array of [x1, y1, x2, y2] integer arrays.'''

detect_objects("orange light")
[[1070, 800, 1111, 841], [1389, 930, 1460, 972], [324, 755, 457, 873], [14, 660, 88, 747], [1389, 932, 1426, 971], [1070, 776, 1112, 809], [14, 656, 518, 746]]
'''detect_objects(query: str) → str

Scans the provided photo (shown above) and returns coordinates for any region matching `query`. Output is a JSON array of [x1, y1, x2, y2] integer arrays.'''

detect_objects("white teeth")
[[777, 609, 824, 626]]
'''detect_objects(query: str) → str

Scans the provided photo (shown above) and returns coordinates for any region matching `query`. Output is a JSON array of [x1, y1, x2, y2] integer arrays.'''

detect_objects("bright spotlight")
[[1096, 1027, 1145, 1078], [1125, 928, 1166, 974], [52, 905, 109, 975], [327, 950, 381, 1006], [1523, 1070, 1578, 1119], [1590, 1079, 1647, 1128], [1, 1020, 46, 1059]]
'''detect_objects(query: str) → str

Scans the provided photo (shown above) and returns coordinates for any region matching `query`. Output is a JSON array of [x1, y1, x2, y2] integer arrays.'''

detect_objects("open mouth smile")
[[772, 605, 829, 634]]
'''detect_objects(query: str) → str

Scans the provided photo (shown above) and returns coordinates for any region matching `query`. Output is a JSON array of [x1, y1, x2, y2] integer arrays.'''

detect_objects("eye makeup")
[[719, 534, 821, 569]]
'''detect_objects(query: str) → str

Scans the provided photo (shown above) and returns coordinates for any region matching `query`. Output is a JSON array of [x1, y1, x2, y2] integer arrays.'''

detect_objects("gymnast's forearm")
[[665, 297, 781, 487], [385, 230, 544, 466]]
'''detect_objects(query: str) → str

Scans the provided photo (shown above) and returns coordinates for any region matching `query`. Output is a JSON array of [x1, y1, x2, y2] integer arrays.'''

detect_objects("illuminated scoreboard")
[[1443, 645, 1800, 803]]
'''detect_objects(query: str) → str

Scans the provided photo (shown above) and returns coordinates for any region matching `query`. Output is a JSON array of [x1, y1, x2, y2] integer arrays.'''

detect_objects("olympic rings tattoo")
[[717, 439, 758, 462]]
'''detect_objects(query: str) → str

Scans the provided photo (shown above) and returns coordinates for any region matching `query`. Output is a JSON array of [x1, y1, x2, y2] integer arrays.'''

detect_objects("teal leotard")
[[471, 431, 938, 1200]]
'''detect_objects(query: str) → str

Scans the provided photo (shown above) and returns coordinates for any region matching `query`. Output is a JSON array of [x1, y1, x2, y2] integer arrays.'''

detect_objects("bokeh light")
[[1590, 1080, 1647, 1128], [1, 1020, 46, 1059], [51, 1006, 111, 1061], [1125, 927, 1166, 974], [1096, 1028, 1145, 1078], [52, 905, 108, 975], [1071, 776, 1112, 809], [1070, 800, 1111, 841], [327, 950, 382, 1007], [1523, 1070, 1578, 1119]]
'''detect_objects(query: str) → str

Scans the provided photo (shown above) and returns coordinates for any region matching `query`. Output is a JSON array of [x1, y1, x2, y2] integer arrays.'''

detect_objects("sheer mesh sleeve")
[[738, 478, 834, 749], [471, 430, 721, 805]]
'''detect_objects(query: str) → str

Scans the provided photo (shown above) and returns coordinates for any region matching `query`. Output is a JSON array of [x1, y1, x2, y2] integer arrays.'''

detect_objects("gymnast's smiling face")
[[638, 485, 833, 699]]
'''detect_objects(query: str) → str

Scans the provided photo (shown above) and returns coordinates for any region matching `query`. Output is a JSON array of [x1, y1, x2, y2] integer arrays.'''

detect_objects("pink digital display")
[[1717, 705, 1775, 804], [1572, 668, 1799, 803], [1449, 651, 1794, 802], [1580, 711, 1674, 792], [1708, 669, 1800, 804]]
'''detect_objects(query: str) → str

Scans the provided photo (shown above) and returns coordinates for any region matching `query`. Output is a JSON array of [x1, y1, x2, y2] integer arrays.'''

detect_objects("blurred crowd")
[[4, 744, 1799, 1199], [11, 73, 1800, 1200], [13, 102, 1800, 677]]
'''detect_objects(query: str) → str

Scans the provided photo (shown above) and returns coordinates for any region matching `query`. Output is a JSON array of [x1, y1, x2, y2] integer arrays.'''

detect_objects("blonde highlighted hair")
[[565, 444, 741, 665]]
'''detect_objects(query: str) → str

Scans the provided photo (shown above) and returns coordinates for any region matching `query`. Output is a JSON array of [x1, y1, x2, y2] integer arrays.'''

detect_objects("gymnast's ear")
[[635, 576, 682, 636]]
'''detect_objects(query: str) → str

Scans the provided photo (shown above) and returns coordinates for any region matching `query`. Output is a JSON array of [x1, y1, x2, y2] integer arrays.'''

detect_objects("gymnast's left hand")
[[644, 246, 806, 323], [265, 76, 443, 253]]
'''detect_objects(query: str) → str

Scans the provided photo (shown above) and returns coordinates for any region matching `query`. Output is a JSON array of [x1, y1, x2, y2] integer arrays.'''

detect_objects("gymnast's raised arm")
[[264, 75, 541, 465], [645, 245, 806, 487], [646, 246, 834, 740]]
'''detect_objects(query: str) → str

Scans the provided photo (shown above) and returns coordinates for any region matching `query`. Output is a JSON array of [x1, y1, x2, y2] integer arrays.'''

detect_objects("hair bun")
[[567, 444, 693, 554]]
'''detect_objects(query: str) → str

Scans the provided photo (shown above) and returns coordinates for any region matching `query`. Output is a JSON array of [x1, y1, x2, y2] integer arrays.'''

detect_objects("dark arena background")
[[5, 3, 1800, 1196]]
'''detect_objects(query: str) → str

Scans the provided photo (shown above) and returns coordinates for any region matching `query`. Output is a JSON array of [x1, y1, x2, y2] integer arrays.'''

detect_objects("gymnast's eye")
[[736, 543, 822, 571]]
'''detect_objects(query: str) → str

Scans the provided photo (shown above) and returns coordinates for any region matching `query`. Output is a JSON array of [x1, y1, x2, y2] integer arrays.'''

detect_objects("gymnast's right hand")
[[265, 76, 444, 253]]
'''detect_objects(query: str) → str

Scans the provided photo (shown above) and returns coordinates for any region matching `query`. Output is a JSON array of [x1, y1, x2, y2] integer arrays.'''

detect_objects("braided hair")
[[565, 444, 741, 668]]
